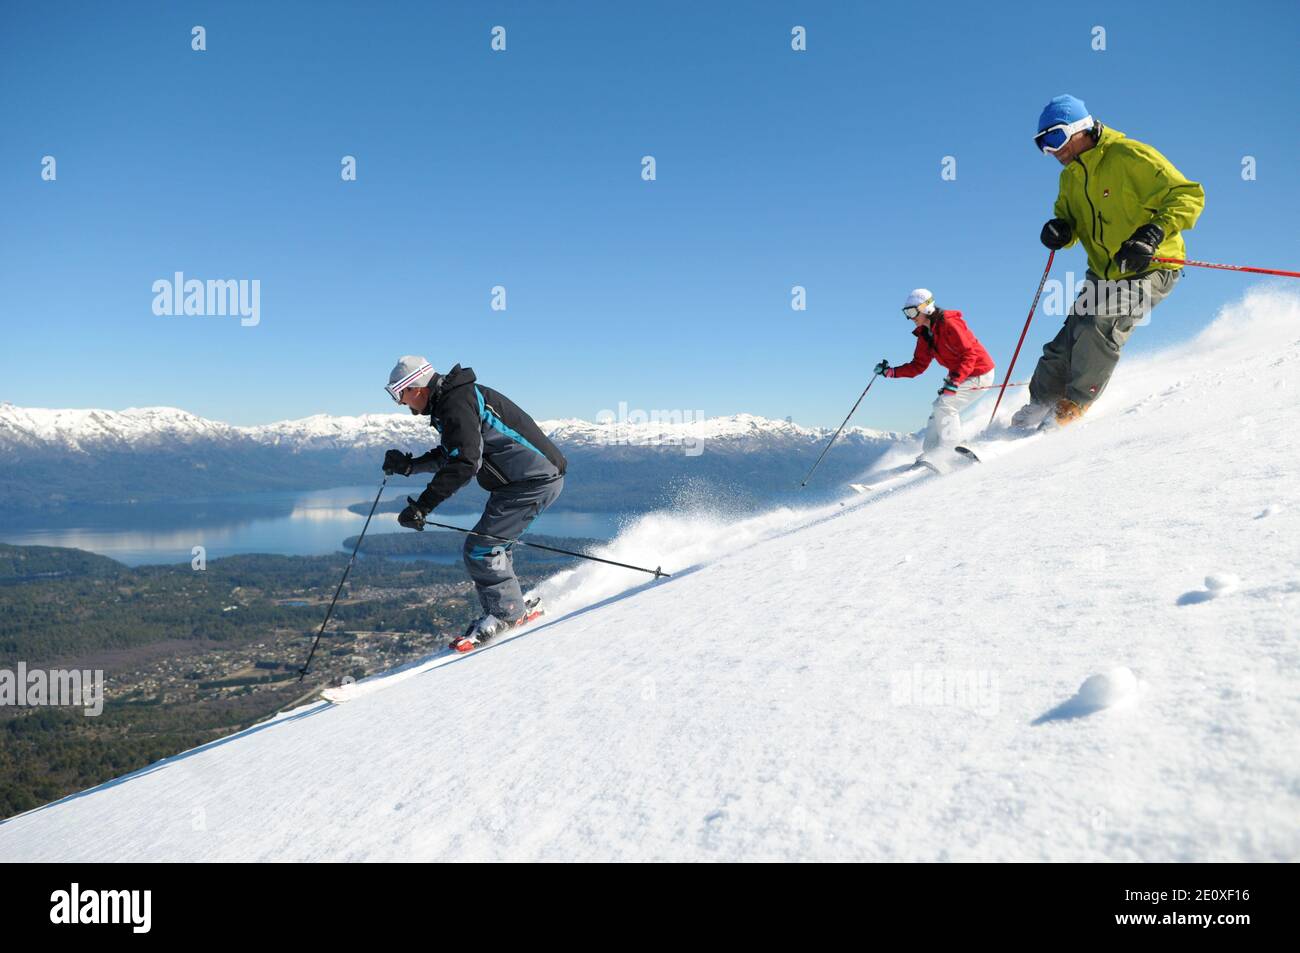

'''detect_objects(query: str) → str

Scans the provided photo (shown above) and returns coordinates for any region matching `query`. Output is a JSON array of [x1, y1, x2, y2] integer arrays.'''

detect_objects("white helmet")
[[902, 288, 936, 318]]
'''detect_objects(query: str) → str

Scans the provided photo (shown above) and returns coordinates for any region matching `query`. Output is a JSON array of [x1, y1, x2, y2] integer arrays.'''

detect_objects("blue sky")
[[2, 1, 1297, 430]]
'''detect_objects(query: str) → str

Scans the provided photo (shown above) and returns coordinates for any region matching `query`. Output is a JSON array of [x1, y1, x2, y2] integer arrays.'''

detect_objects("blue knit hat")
[[1037, 95, 1092, 133]]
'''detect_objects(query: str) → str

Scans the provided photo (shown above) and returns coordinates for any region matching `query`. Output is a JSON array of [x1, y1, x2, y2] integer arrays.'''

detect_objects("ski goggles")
[[384, 362, 434, 403], [1034, 116, 1093, 154], [902, 300, 933, 319]]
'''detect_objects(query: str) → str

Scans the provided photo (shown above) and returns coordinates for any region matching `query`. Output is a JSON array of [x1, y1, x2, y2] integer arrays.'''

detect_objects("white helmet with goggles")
[[902, 288, 936, 319]]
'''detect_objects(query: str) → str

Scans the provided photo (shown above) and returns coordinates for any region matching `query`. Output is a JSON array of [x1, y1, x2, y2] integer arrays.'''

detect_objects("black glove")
[[874, 359, 891, 377], [407, 446, 449, 475], [938, 376, 959, 396], [397, 496, 428, 531], [382, 449, 414, 476], [1114, 223, 1165, 274], [1040, 218, 1073, 250]]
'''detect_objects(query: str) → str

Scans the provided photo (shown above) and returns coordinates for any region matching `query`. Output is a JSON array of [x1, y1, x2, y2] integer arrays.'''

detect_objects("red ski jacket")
[[886, 309, 994, 385]]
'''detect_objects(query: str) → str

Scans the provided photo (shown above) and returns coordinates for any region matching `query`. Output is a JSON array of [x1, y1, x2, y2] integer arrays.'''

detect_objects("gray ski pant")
[[464, 476, 564, 621], [1028, 269, 1180, 409]]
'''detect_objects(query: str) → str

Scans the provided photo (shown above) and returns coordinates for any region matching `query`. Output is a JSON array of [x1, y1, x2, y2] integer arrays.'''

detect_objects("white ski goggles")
[[385, 362, 434, 403], [902, 299, 934, 319], [1034, 116, 1093, 154]]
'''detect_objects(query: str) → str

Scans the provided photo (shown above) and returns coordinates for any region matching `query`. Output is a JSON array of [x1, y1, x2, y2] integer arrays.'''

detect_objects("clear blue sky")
[[2, 1, 1297, 430]]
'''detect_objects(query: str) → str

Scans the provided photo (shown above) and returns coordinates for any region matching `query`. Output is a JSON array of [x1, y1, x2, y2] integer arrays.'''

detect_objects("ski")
[[321, 598, 546, 703], [849, 460, 940, 495], [955, 419, 1056, 462], [854, 425, 1050, 495], [319, 651, 455, 704], [449, 604, 545, 653]]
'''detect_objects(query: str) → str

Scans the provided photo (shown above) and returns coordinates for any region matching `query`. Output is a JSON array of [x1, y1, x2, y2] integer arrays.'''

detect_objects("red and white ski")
[[449, 604, 545, 653]]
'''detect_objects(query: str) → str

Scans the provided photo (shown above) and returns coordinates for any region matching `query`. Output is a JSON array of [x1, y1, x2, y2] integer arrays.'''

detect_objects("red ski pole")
[[1154, 257, 1300, 279], [988, 250, 1055, 428]]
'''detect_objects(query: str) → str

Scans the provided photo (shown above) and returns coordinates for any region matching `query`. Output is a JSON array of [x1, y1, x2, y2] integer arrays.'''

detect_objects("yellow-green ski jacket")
[[1052, 124, 1205, 280]]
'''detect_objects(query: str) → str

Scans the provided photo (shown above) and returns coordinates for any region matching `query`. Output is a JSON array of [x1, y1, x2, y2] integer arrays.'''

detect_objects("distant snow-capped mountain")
[[0, 402, 903, 513], [0, 404, 422, 454], [542, 412, 894, 451], [0, 404, 247, 452], [0, 403, 898, 454]]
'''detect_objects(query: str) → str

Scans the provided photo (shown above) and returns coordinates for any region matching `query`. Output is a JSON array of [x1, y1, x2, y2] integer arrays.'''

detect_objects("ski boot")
[[1010, 401, 1052, 431], [450, 595, 544, 653], [1053, 398, 1087, 427]]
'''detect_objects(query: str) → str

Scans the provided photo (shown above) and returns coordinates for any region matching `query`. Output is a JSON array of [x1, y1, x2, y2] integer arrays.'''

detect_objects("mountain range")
[[0, 403, 903, 513]]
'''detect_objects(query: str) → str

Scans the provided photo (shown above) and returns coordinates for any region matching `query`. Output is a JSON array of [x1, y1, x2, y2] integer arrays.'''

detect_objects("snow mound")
[[1205, 573, 1241, 593], [1178, 572, 1244, 605], [1074, 667, 1141, 710]]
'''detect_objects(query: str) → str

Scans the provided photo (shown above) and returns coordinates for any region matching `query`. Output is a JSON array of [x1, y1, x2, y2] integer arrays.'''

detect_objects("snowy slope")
[[2, 288, 1298, 861]]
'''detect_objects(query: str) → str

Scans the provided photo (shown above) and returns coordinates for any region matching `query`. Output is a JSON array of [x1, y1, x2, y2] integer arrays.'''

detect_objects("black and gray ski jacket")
[[412, 365, 566, 512]]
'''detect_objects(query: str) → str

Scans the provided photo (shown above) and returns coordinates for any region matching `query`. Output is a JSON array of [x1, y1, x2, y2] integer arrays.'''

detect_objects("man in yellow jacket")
[[1012, 95, 1205, 429]]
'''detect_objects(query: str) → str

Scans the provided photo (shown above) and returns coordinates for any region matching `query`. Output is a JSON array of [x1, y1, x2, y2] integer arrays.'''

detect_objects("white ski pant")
[[921, 369, 995, 451]]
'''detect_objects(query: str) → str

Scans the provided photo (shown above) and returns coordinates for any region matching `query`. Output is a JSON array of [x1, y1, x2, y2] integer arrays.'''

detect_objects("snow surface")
[[2, 288, 1298, 861]]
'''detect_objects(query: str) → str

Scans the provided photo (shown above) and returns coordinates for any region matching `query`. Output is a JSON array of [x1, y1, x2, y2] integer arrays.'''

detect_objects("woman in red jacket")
[[874, 288, 996, 455]]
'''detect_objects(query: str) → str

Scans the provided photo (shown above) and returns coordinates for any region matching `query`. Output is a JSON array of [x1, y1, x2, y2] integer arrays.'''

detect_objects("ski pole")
[[411, 506, 669, 578], [297, 476, 388, 680], [1154, 256, 1300, 279], [800, 371, 881, 488], [988, 249, 1055, 428]]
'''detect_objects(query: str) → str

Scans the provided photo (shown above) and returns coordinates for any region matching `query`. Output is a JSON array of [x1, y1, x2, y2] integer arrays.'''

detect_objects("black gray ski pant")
[[463, 476, 564, 621], [1029, 268, 1180, 409]]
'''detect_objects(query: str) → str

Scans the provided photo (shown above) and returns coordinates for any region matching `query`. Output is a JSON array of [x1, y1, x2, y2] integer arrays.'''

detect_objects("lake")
[[0, 484, 631, 567]]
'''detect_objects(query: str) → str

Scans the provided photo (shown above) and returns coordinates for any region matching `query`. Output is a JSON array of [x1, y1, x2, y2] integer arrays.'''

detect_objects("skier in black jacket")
[[382, 356, 567, 651]]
